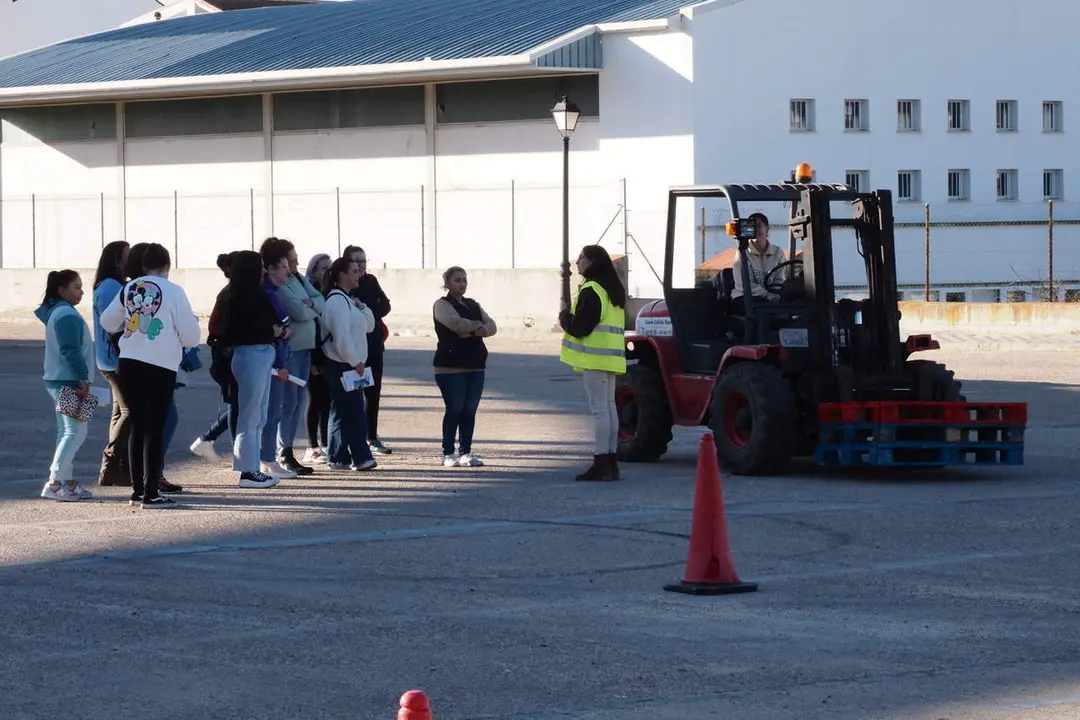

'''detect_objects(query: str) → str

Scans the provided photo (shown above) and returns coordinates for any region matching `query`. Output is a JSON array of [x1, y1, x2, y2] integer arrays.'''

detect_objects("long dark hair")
[[142, 243, 171, 274], [580, 245, 627, 308], [125, 242, 151, 279], [324, 257, 355, 295], [93, 241, 129, 290], [43, 270, 80, 302], [216, 251, 238, 279], [227, 251, 264, 295]]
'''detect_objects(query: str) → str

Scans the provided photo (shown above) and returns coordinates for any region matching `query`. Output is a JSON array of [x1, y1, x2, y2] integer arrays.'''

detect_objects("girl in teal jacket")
[[34, 270, 95, 502]]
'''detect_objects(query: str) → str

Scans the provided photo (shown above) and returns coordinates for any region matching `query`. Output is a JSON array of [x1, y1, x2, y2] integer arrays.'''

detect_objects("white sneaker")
[[41, 481, 80, 502], [303, 447, 327, 465], [73, 483, 94, 499], [458, 453, 484, 467], [190, 437, 222, 462], [261, 461, 297, 479], [443, 454, 460, 467]]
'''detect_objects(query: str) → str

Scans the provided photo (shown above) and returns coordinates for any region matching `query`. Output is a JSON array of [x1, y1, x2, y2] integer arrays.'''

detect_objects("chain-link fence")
[[0, 179, 632, 272], [694, 200, 1080, 302]]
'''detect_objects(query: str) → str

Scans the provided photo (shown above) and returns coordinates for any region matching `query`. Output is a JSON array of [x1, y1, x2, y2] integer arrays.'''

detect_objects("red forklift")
[[616, 165, 1026, 475]]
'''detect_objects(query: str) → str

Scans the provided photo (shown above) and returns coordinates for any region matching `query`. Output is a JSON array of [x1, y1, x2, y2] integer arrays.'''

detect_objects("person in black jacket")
[[343, 245, 393, 455], [220, 250, 288, 490], [433, 266, 497, 467]]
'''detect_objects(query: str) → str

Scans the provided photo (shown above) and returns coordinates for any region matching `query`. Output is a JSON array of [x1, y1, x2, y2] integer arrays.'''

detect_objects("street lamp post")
[[551, 95, 580, 310]]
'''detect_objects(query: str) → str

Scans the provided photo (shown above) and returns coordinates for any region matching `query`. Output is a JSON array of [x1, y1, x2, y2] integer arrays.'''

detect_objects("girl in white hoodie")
[[319, 257, 378, 471], [101, 244, 201, 509]]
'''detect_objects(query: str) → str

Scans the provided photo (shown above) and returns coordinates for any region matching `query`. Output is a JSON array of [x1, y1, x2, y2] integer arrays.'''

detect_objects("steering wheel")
[[764, 258, 803, 294]]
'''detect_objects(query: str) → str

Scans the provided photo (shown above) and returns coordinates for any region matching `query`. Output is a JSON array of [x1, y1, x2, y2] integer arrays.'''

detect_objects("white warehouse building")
[[0, 0, 1076, 306]]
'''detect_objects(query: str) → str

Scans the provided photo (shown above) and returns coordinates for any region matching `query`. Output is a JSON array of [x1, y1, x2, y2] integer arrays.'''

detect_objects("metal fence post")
[[100, 192, 106, 248], [510, 179, 516, 268], [923, 203, 931, 301], [173, 190, 179, 268], [621, 177, 628, 257], [336, 187, 342, 257], [419, 184, 425, 269], [250, 188, 256, 250], [700, 205, 707, 263], [31, 193, 37, 269], [1048, 198, 1055, 302]]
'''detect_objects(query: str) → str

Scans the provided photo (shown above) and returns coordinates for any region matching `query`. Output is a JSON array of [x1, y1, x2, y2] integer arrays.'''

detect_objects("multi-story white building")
[[0, 0, 1075, 303]]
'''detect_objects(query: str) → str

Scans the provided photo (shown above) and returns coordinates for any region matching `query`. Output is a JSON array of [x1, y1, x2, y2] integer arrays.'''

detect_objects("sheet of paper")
[[340, 367, 375, 392], [269, 369, 308, 387]]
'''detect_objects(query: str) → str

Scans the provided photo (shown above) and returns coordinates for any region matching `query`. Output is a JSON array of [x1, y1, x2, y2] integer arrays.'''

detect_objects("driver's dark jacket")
[[730, 241, 787, 300]]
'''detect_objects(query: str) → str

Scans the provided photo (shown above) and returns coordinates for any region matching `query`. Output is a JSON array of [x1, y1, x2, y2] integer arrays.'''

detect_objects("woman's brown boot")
[[606, 453, 620, 480], [575, 455, 607, 482]]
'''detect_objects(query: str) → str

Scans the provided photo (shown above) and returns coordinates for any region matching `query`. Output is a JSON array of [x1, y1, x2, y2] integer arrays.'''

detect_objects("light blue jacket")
[[276, 273, 326, 351], [35, 298, 94, 390], [92, 277, 124, 372]]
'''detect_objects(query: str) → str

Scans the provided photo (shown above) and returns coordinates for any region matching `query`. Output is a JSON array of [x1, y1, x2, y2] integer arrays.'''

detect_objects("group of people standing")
[[35, 235, 629, 506], [36, 237, 502, 507]]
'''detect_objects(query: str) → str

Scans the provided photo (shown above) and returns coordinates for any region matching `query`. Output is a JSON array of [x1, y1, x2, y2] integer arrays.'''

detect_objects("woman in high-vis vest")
[[559, 245, 628, 482]]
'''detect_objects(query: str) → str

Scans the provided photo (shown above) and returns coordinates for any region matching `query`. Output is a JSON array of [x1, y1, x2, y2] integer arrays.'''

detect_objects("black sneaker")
[[279, 449, 314, 476], [157, 477, 183, 495], [141, 496, 179, 509], [239, 471, 280, 489], [128, 492, 142, 507]]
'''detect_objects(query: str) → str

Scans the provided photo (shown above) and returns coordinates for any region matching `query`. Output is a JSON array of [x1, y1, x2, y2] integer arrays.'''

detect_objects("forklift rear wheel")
[[615, 364, 673, 463], [710, 362, 797, 476], [908, 359, 966, 401]]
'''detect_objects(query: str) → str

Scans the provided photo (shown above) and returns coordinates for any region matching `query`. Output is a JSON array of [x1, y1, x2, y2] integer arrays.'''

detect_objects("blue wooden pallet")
[[815, 441, 1025, 467]]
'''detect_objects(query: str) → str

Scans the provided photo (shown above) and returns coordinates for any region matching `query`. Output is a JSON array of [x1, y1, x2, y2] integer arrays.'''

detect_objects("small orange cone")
[[664, 432, 758, 596], [398, 690, 433, 720]]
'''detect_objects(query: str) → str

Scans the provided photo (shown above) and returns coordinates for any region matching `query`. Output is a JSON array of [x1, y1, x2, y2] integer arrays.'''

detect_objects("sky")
[[0, 0, 164, 59]]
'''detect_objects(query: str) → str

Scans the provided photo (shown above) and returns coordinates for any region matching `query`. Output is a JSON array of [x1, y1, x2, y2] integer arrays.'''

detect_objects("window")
[[0, 103, 117, 144], [435, 75, 598, 124], [844, 99, 869, 131], [897, 100, 921, 131], [126, 96, 263, 138], [948, 99, 970, 131], [1043, 101, 1063, 132], [946, 291, 966, 303], [996, 100, 1018, 131], [790, 99, 815, 131], [1044, 169, 1064, 200], [845, 170, 869, 192], [274, 86, 424, 131], [897, 170, 921, 202], [996, 169, 1019, 201], [947, 169, 970, 201]]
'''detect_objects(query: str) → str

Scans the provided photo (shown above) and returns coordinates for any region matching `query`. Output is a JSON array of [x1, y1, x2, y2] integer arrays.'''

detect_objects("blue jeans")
[[274, 349, 311, 454], [232, 345, 275, 473], [435, 371, 485, 456], [323, 360, 374, 466], [46, 387, 90, 482]]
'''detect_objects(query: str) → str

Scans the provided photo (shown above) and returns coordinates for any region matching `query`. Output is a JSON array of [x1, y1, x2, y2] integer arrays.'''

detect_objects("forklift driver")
[[730, 212, 786, 315]]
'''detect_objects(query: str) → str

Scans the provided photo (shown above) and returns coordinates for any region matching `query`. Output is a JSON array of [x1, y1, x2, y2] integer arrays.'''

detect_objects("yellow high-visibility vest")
[[559, 280, 627, 374]]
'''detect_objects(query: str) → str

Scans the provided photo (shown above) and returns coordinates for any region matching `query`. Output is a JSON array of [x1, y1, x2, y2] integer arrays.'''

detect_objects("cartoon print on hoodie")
[[124, 280, 165, 340]]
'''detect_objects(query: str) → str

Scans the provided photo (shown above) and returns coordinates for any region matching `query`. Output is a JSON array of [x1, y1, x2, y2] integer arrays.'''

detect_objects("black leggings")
[[306, 371, 330, 449], [116, 358, 176, 501], [364, 351, 384, 442]]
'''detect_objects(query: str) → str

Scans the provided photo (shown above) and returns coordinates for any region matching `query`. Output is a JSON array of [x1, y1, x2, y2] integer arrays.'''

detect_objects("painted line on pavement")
[[49, 508, 682, 566]]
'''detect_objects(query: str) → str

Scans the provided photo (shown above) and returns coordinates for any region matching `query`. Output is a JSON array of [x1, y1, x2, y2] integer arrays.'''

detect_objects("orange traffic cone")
[[398, 690, 433, 720], [664, 432, 758, 596]]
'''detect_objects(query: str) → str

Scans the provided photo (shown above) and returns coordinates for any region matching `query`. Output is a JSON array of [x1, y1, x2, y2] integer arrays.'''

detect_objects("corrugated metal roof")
[[0, 0, 690, 90]]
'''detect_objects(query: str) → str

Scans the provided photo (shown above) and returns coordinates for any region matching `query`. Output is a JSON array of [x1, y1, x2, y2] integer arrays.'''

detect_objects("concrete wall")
[[689, 0, 1080, 288]]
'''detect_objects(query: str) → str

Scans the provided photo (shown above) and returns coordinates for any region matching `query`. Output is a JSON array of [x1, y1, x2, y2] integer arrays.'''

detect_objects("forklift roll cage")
[[661, 182, 906, 384]]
